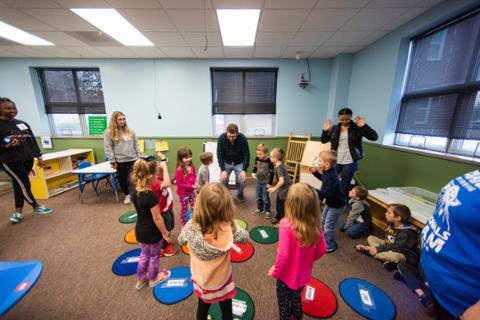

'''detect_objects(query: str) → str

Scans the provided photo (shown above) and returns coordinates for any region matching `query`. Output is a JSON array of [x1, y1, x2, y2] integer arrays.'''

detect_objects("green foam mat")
[[249, 226, 278, 244], [234, 219, 248, 230], [209, 287, 254, 320], [119, 211, 137, 224]]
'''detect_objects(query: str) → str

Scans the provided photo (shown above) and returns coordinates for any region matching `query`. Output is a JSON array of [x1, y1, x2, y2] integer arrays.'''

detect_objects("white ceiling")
[[0, 0, 444, 59]]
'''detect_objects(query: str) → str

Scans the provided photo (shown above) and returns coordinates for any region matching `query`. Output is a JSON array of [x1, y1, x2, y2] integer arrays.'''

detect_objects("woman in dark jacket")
[[321, 108, 378, 200]]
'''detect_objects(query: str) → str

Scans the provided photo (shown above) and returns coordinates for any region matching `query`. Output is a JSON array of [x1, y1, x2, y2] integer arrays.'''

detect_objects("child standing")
[[197, 152, 213, 189], [355, 204, 419, 271], [310, 150, 346, 252], [178, 183, 249, 320], [176, 147, 198, 226], [150, 154, 177, 257], [268, 148, 291, 228], [131, 158, 171, 289], [339, 186, 371, 239], [251, 144, 274, 219], [268, 183, 327, 320]]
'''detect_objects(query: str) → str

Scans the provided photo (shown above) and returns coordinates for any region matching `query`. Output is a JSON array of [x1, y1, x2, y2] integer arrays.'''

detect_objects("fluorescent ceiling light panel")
[[217, 9, 260, 46], [71, 8, 153, 46], [0, 21, 53, 45]]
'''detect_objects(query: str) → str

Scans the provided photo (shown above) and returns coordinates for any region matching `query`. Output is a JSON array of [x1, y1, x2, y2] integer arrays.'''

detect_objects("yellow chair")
[[284, 132, 312, 183]]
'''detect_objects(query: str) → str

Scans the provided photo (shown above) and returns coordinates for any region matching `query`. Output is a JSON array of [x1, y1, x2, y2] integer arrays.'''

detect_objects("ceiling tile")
[[129, 46, 167, 58], [182, 32, 222, 46], [1, 45, 51, 57], [32, 31, 88, 46], [322, 31, 370, 46], [160, 46, 196, 57], [346, 45, 365, 53], [1, 0, 61, 8], [259, 9, 310, 32], [367, 0, 421, 7], [36, 46, 81, 57], [0, 1, 6, 7], [64, 46, 106, 57], [0, 47, 16, 56], [416, 0, 444, 7], [118, 9, 177, 32], [290, 32, 333, 46], [143, 32, 187, 46], [159, 0, 211, 9], [95, 46, 139, 57], [192, 46, 224, 58], [52, 0, 111, 8], [282, 46, 317, 58], [264, 0, 317, 9], [301, 9, 359, 31], [212, 0, 263, 9], [311, 46, 349, 58], [315, 0, 370, 8], [255, 32, 295, 46], [106, 0, 162, 8], [224, 47, 253, 58], [381, 7, 429, 30], [167, 10, 218, 32], [0, 9, 55, 31], [253, 46, 286, 58], [21, 9, 98, 31], [355, 30, 389, 46], [341, 8, 409, 31]]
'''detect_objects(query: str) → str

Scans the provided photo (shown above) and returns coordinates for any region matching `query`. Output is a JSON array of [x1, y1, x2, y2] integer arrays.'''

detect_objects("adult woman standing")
[[321, 108, 378, 200], [0, 97, 53, 223], [104, 111, 140, 204]]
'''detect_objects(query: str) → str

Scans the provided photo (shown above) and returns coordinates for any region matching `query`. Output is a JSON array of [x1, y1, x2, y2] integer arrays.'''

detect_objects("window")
[[211, 68, 277, 136], [395, 9, 480, 159], [38, 68, 106, 136]]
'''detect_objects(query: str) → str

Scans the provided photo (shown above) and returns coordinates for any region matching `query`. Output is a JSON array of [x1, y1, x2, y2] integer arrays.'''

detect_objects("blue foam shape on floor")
[[112, 248, 141, 276], [153, 267, 193, 305]]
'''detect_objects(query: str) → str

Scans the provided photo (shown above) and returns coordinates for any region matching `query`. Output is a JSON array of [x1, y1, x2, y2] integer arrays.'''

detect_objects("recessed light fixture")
[[0, 21, 53, 45], [70, 8, 153, 46], [217, 9, 260, 46]]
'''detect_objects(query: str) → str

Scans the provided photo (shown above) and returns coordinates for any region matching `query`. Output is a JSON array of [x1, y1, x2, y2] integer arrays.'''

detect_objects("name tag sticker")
[[121, 256, 139, 264], [128, 213, 137, 219], [161, 278, 187, 288], [359, 289, 373, 307], [231, 243, 242, 253], [259, 230, 269, 238], [232, 299, 247, 317], [305, 286, 315, 301]]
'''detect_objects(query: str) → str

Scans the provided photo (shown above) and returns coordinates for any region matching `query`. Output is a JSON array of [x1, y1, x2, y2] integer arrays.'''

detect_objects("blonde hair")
[[131, 158, 157, 192], [177, 146, 194, 175], [256, 144, 268, 153], [193, 183, 236, 239], [285, 183, 322, 247], [107, 111, 132, 142], [320, 150, 337, 167], [271, 147, 285, 161]]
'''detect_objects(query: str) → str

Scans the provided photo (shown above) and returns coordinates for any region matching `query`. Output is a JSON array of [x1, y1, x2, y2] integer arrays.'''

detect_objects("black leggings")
[[116, 161, 135, 195], [275, 197, 285, 221], [197, 298, 232, 320], [276, 279, 303, 320], [1, 159, 38, 209]]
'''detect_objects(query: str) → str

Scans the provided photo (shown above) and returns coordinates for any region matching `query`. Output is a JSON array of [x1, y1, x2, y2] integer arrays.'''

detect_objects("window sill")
[[381, 143, 480, 165]]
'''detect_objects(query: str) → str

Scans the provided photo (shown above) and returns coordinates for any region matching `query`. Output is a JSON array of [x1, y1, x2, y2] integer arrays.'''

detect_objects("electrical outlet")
[[157, 113, 162, 119]]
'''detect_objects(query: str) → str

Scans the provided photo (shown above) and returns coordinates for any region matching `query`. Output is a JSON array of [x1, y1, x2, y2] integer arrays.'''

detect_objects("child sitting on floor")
[[339, 186, 371, 239]]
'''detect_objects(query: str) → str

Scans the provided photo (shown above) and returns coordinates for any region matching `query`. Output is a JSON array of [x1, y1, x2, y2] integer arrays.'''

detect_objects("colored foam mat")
[[112, 248, 141, 276], [249, 226, 278, 244], [339, 278, 396, 320], [234, 219, 247, 230], [124, 229, 137, 244], [209, 287, 255, 320], [181, 245, 190, 255], [0, 261, 43, 316], [153, 267, 193, 305], [119, 211, 137, 224], [230, 242, 254, 263], [301, 277, 337, 318]]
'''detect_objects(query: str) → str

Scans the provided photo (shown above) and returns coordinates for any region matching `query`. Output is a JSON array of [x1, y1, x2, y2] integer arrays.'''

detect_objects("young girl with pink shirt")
[[268, 183, 327, 320], [175, 147, 198, 226]]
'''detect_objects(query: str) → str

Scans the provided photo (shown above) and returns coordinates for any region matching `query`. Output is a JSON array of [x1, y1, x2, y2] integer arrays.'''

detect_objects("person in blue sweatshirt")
[[310, 150, 346, 253]]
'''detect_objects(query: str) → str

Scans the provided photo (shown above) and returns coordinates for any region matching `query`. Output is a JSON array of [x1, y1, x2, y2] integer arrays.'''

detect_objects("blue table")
[[0, 261, 43, 316], [71, 161, 118, 202]]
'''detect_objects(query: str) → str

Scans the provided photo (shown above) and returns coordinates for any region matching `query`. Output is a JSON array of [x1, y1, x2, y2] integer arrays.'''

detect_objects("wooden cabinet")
[[30, 149, 94, 199]]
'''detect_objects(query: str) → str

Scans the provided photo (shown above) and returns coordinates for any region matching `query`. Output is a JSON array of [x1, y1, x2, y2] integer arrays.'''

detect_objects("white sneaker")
[[123, 195, 131, 204]]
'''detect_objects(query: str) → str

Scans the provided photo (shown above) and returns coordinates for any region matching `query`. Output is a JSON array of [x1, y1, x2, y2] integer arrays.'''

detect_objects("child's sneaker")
[[326, 242, 337, 253], [383, 261, 397, 271], [264, 211, 272, 219], [161, 243, 177, 257], [251, 209, 262, 216], [355, 244, 372, 256], [33, 206, 53, 214], [123, 195, 131, 204], [271, 218, 279, 229], [10, 212, 23, 223], [135, 280, 147, 290]]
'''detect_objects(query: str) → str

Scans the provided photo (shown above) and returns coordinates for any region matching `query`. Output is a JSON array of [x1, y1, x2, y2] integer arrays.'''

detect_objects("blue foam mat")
[[112, 248, 141, 276], [153, 267, 193, 305], [339, 278, 396, 320]]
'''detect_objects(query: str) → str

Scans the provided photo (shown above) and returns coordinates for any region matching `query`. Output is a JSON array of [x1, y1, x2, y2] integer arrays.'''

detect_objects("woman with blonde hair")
[[104, 111, 140, 204]]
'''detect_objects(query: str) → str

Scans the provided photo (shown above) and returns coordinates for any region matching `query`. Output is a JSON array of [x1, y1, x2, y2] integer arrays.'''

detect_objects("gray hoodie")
[[103, 129, 140, 163]]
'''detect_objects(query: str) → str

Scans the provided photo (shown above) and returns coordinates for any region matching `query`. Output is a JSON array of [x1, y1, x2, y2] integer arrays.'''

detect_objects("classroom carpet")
[[0, 179, 430, 320]]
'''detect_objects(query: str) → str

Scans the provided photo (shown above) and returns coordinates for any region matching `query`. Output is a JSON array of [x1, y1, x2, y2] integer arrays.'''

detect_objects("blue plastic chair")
[[77, 161, 112, 198]]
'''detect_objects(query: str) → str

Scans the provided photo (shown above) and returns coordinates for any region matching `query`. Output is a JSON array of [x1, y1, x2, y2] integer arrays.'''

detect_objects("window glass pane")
[[213, 72, 243, 104], [51, 114, 82, 136], [213, 115, 242, 136], [449, 139, 480, 157], [244, 114, 275, 136], [43, 70, 77, 103], [394, 133, 447, 152], [76, 70, 104, 103]]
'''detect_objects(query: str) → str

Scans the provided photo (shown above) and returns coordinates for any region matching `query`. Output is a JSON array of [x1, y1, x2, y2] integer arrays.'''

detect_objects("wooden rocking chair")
[[284, 132, 312, 183]]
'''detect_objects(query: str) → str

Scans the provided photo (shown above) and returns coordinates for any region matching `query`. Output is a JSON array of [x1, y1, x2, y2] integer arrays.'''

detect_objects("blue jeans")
[[256, 182, 271, 211], [322, 205, 346, 250], [336, 161, 359, 201], [339, 221, 369, 239], [224, 162, 245, 198]]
